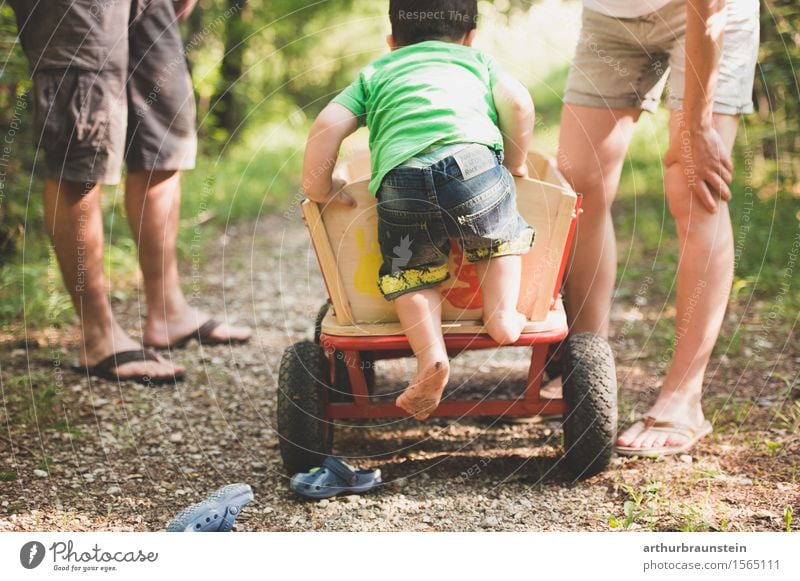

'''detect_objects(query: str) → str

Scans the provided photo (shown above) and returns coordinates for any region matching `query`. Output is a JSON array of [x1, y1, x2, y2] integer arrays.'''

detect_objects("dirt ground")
[[1, 215, 798, 532]]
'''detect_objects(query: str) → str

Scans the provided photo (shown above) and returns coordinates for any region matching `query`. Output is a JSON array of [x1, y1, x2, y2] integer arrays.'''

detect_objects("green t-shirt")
[[333, 40, 504, 194]]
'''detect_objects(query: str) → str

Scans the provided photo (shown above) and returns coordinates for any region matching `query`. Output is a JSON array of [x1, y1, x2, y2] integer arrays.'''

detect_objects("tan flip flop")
[[615, 416, 713, 457]]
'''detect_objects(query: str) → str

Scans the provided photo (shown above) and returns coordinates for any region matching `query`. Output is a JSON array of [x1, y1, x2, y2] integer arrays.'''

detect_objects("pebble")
[[343, 495, 360, 504], [482, 516, 499, 528], [106, 486, 121, 495], [318, 499, 330, 508], [33, 469, 49, 478], [679, 454, 693, 464], [169, 432, 184, 443]]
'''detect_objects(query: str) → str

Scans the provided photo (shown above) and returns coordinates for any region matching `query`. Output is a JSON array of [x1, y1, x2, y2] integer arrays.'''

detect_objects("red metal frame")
[[315, 193, 582, 422]]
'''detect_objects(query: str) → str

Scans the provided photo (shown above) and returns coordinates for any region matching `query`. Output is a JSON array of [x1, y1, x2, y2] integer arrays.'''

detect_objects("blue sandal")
[[166, 483, 254, 532], [289, 457, 381, 500]]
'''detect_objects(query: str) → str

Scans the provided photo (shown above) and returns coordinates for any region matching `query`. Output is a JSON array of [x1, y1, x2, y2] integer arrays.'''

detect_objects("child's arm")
[[492, 72, 534, 178], [302, 102, 360, 207]]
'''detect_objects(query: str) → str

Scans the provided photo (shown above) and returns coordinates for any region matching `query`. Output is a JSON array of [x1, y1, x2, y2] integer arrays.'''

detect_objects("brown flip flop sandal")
[[71, 349, 184, 385], [615, 416, 713, 457], [145, 319, 251, 350]]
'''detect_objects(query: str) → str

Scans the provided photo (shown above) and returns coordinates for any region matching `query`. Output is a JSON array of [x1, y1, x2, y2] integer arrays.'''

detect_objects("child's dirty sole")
[[166, 483, 254, 532]]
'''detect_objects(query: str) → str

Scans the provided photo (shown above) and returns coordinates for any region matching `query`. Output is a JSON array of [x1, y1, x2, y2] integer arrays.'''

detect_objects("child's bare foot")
[[396, 360, 450, 420], [485, 310, 527, 345]]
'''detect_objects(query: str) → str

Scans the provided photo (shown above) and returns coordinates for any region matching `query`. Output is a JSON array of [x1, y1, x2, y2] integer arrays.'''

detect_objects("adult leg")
[[617, 112, 739, 450], [557, 104, 642, 336], [125, 170, 252, 347], [474, 255, 526, 345], [43, 179, 182, 379], [123, 0, 249, 347], [393, 288, 450, 420]]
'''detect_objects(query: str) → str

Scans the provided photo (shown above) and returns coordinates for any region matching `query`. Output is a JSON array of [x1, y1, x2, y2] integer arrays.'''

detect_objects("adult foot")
[[80, 326, 184, 382], [485, 311, 527, 345], [143, 307, 252, 349], [396, 360, 450, 420], [616, 393, 707, 453]]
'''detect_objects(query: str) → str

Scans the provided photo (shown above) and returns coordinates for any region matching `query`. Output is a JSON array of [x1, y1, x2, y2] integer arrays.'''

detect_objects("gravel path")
[[1, 214, 798, 532]]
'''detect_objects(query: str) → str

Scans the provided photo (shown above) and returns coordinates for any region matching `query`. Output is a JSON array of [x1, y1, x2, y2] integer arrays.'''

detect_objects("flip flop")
[[70, 349, 184, 385], [289, 457, 382, 500], [145, 319, 250, 350], [615, 416, 713, 457], [166, 483, 254, 532]]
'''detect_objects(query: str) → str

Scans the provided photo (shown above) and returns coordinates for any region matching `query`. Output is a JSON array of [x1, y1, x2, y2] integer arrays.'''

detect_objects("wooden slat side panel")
[[301, 200, 355, 325]]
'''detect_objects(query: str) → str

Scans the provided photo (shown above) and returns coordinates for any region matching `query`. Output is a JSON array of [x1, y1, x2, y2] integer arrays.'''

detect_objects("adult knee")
[[665, 162, 704, 236]]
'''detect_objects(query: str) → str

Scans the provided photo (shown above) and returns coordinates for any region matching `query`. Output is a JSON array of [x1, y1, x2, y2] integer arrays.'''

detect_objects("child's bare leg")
[[394, 288, 450, 420], [475, 255, 527, 344]]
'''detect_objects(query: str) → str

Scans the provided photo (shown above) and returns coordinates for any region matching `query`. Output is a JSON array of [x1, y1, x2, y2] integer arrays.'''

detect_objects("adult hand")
[[173, 0, 199, 22], [305, 176, 356, 208], [665, 122, 733, 213]]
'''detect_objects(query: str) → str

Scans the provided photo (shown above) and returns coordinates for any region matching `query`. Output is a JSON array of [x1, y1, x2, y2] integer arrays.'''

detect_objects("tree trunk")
[[210, 0, 248, 142]]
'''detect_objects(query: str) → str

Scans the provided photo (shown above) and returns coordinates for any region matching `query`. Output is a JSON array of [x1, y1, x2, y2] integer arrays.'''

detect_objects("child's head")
[[388, 0, 478, 48]]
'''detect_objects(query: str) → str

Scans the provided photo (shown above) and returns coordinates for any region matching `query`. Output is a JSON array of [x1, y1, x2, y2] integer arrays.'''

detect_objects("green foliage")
[[609, 482, 663, 530], [187, 0, 370, 146], [0, 4, 37, 258], [751, 0, 800, 181]]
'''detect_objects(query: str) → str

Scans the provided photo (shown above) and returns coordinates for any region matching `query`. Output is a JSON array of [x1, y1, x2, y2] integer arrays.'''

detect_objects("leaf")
[[623, 500, 636, 519]]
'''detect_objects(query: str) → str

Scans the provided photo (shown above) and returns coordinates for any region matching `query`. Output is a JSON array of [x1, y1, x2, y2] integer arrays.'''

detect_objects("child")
[[302, 0, 535, 420]]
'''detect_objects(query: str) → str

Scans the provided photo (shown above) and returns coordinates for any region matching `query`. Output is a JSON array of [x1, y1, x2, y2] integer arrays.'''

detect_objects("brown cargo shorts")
[[11, 0, 197, 185]]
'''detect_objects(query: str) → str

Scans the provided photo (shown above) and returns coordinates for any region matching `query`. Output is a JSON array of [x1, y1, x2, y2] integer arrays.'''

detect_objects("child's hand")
[[306, 176, 357, 208]]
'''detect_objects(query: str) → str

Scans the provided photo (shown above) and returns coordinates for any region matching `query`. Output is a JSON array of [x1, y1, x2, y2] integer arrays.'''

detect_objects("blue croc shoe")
[[290, 457, 381, 500], [166, 483, 254, 532]]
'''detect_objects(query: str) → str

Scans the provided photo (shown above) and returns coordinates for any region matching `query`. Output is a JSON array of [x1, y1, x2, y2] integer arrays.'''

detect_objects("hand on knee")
[[665, 162, 712, 235]]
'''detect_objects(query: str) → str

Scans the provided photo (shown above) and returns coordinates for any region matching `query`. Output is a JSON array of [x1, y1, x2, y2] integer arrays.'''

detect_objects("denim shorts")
[[376, 143, 535, 301]]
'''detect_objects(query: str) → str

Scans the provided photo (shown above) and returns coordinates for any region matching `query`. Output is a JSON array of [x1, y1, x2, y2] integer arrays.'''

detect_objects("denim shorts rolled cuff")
[[465, 227, 535, 263], [378, 264, 451, 301], [563, 90, 660, 113], [665, 95, 755, 116]]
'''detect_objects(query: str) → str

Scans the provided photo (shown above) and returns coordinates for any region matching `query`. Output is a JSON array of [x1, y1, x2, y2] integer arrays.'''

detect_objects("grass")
[[609, 481, 663, 530]]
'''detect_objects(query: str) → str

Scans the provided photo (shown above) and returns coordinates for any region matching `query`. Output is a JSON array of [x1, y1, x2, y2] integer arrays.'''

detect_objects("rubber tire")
[[562, 332, 618, 479], [313, 302, 375, 401], [277, 341, 334, 475]]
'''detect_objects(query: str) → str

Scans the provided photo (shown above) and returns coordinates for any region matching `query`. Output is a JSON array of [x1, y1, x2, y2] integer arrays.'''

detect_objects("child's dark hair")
[[389, 0, 478, 47]]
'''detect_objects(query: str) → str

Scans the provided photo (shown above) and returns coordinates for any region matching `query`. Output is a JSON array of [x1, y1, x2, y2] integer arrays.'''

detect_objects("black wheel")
[[314, 302, 375, 401], [277, 341, 333, 474], [562, 332, 617, 479]]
